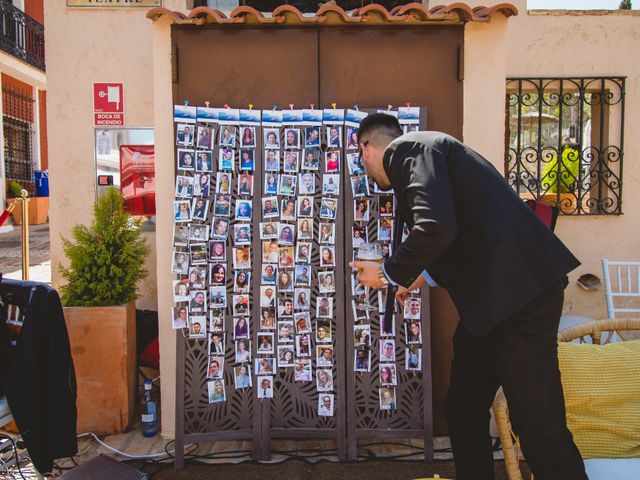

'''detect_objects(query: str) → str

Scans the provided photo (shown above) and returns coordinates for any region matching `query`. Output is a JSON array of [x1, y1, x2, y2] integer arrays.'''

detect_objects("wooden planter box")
[[64, 302, 137, 435], [8, 197, 49, 225]]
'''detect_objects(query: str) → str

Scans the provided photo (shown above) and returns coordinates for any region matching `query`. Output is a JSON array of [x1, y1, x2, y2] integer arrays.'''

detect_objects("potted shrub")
[[5, 180, 49, 225], [59, 186, 150, 434], [539, 144, 581, 209]]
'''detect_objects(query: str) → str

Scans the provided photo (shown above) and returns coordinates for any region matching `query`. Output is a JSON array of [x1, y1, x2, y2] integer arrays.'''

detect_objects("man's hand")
[[349, 261, 384, 289], [395, 285, 410, 306]]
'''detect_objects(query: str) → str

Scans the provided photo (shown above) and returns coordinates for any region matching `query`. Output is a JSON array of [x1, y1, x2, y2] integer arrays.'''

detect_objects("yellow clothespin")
[[248, 104, 254, 110], [331, 102, 337, 109]]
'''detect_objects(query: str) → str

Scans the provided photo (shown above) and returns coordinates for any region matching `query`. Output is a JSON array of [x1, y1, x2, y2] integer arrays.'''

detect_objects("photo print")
[[279, 175, 297, 197], [207, 379, 226, 404], [280, 198, 296, 221], [405, 320, 422, 344], [211, 217, 229, 239], [316, 370, 334, 393], [317, 345, 334, 367], [294, 265, 311, 286], [189, 315, 206, 339], [347, 152, 364, 175], [378, 218, 393, 242], [173, 280, 189, 303], [295, 242, 312, 264], [379, 364, 398, 387], [319, 198, 337, 220], [172, 305, 189, 330], [191, 198, 209, 221], [189, 290, 207, 313], [298, 173, 315, 195], [379, 195, 395, 217], [322, 174, 340, 196], [189, 223, 209, 243], [381, 243, 392, 261], [404, 297, 422, 320], [239, 149, 255, 171], [325, 150, 340, 172], [354, 346, 371, 372], [278, 297, 294, 318], [352, 297, 370, 322], [177, 149, 195, 171], [354, 324, 371, 347], [326, 125, 342, 148], [406, 346, 422, 371], [293, 359, 312, 384], [302, 149, 320, 170], [263, 128, 280, 149], [262, 240, 279, 263], [218, 148, 235, 171], [261, 263, 277, 284], [297, 196, 313, 218], [380, 339, 396, 362], [346, 127, 359, 150], [234, 365, 252, 389], [233, 223, 251, 246], [284, 128, 300, 149], [319, 223, 335, 244], [278, 223, 295, 245], [352, 225, 368, 248], [237, 173, 254, 196], [171, 251, 189, 275], [173, 200, 191, 222], [278, 246, 295, 269], [233, 246, 251, 269], [318, 271, 336, 293], [294, 312, 312, 334], [259, 307, 276, 330], [278, 320, 294, 343], [264, 172, 279, 196], [316, 296, 334, 317], [209, 309, 224, 333], [173, 224, 189, 247], [264, 149, 280, 171], [187, 265, 206, 289], [215, 172, 232, 195], [355, 198, 370, 221], [175, 175, 194, 198], [277, 268, 294, 291], [260, 221, 278, 240], [233, 271, 251, 293], [232, 294, 250, 316], [320, 246, 336, 267], [194, 173, 211, 197], [351, 175, 370, 198], [262, 196, 280, 218], [219, 125, 236, 147], [381, 313, 396, 337], [207, 357, 224, 380], [260, 285, 277, 308], [294, 289, 311, 310], [235, 199, 253, 221], [278, 345, 295, 367], [255, 358, 275, 376], [196, 150, 213, 172], [209, 286, 227, 308], [316, 319, 332, 344], [235, 339, 252, 363], [297, 218, 313, 241], [295, 333, 312, 357], [196, 125, 214, 149], [379, 387, 396, 411], [209, 240, 226, 262], [209, 332, 225, 355], [283, 151, 299, 173], [240, 126, 256, 148], [176, 124, 195, 146], [257, 376, 274, 399], [304, 127, 320, 148], [257, 333, 275, 355], [213, 193, 231, 217], [233, 316, 250, 340]]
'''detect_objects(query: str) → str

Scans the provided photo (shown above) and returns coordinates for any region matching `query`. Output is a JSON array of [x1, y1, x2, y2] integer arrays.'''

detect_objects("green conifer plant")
[[59, 186, 150, 307]]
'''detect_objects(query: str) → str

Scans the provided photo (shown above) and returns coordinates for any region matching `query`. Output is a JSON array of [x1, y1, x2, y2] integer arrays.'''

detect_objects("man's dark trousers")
[[445, 281, 588, 480]]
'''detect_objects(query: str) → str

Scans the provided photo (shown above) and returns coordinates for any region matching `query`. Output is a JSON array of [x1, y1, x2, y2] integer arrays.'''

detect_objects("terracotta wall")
[[38, 89, 47, 170], [25, 0, 44, 24], [2, 73, 34, 123]]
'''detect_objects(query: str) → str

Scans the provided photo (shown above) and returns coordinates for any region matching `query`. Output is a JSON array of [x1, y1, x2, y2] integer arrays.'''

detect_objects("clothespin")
[[387, 104, 393, 111], [204, 101, 210, 108], [248, 104, 254, 110], [272, 105, 278, 110], [289, 103, 294, 110], [183, 100, 189, 106], [310, 103, 315, 109], [353, 103, 359, 111], [405, 102, 411, 108], [224, 104, 231, 109], [331, 102, 337, 109]]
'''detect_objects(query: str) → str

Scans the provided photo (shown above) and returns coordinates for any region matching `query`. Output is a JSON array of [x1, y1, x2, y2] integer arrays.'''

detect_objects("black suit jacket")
[[382, 132, 580, 337], [3, 280, 77, 473]]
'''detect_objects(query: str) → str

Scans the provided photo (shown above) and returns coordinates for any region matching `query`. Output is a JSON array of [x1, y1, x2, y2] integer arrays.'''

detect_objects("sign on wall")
[[68, 0, 162, 7], [93, 82, 124, 126]]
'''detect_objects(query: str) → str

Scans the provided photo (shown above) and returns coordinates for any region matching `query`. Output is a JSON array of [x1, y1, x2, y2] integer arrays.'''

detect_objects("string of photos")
[[171, 103, 421, 416]]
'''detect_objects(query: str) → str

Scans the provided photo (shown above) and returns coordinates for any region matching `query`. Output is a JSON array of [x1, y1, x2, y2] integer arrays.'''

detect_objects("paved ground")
[[0, 224, 51, 282]]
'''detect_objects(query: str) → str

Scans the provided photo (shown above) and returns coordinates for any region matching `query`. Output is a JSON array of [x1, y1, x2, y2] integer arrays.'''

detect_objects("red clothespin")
[[405, 102, 411, 108]]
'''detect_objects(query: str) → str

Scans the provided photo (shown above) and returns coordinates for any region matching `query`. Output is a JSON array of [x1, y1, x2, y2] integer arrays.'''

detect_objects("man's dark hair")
[[357, 113, 403, 146]]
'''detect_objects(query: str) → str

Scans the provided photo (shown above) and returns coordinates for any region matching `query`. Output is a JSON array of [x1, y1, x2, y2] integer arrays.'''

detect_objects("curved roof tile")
[[146, 3, 518, 26]]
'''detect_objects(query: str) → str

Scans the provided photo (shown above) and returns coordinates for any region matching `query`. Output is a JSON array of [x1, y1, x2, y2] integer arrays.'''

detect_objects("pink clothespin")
[[204, 101, 210, 108], [289, 103, 294, 110], [405, 102, 411, 108], [387, 104, 393, 111], [224, 103, 230, 109]]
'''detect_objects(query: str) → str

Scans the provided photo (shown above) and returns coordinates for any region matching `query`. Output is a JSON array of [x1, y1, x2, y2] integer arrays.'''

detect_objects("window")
[[3, 86, 35, 193], [505, 77, 625, 215]]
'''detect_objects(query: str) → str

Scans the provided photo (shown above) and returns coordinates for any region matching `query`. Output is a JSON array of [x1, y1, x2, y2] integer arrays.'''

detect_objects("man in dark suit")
[[351, 114, 587, 480]]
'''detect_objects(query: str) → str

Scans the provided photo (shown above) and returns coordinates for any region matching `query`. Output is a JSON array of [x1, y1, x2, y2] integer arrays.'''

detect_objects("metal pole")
[[20, 189, 29, 281]]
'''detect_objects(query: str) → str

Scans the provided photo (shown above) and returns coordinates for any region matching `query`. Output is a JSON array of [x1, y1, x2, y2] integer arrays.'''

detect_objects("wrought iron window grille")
[[506, 77, 625, 215], [3, 86, 35, 194]]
